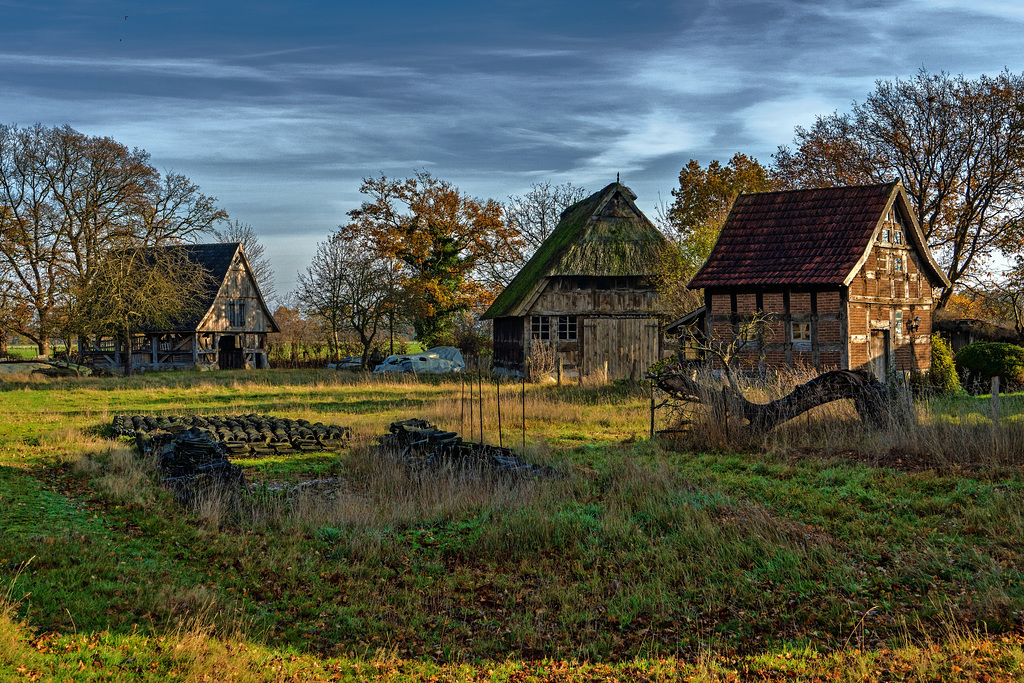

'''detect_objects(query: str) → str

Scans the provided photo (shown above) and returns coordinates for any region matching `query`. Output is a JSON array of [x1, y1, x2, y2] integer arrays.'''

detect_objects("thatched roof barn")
[[483, 181, 669, 379]]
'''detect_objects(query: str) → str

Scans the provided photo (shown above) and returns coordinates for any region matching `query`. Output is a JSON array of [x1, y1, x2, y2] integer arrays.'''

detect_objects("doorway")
[[868, 329, 891, 381], [218, 335, 244, 369]]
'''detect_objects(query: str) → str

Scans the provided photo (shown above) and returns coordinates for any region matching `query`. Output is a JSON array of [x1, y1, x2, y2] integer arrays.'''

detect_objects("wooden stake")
[[522, 362, 527, 454], [461, 372, 465, 437], [650, 379, 655, 439], [496, 376, 503, 448], [478, 372, 485, 446]]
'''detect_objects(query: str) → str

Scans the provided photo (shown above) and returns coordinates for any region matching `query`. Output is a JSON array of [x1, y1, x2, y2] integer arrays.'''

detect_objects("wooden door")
[[868, 329, 890, 381], [582, 318, 659, 379]]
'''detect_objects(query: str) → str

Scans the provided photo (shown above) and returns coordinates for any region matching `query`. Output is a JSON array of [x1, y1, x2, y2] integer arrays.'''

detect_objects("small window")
[[893, 257, 903, 272], [791, 322, 811, 342], [895, 310, 903, 336], [894, 231, 903, 245], [881, 228, 891, 242], [577, 277, 590, 290], [557, 316, 578, 341], [530, 316, 550, 340]]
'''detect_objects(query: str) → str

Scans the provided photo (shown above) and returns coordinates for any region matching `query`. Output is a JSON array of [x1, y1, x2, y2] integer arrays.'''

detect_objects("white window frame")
[[791, 321, 811, 344], [895, 310, 903, 336]]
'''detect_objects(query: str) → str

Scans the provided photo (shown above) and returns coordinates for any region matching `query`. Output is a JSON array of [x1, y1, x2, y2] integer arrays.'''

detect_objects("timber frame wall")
[[702, 224, 934, 377]]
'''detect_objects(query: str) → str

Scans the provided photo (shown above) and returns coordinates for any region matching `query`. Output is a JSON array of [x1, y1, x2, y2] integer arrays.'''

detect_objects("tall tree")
[[214, 219, 277, 304], [773, 70, 1024, 307], [656, 154, 777, 318], [297, 233, 392, 369], [73, 247, 212, 376], [0, 123, 226, 355], [342, 171, 516, 347], [492, 181, 587, 286]]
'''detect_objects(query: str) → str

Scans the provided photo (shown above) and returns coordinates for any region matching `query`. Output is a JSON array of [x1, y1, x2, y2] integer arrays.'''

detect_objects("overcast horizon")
[[4, 0, 1024, 300]]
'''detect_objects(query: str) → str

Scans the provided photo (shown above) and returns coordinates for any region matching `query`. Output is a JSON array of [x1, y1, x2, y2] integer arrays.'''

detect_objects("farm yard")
[[0, 368, 1022, 681]]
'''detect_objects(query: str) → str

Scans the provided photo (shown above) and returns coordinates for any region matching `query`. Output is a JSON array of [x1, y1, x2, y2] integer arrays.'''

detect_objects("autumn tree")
[[214, 220, 277, 304], [73, 247, 212, 376], [655, 154, 777, 318], [342, 171, 517, 347], [0, 123, 226, 355], [773, 70, 1024, 306]]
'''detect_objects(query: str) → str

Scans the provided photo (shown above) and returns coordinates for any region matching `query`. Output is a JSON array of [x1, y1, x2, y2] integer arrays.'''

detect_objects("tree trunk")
[[121, 335, 133, 377], [0, 327, 7, 356], [654, 369, 896, 433]]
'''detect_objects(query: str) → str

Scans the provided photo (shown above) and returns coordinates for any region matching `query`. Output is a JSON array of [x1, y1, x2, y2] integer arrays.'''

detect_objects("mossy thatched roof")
[[482, 182, 668, 320]]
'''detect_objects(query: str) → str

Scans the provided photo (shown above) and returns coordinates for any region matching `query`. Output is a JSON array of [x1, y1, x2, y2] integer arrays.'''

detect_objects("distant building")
[[482, 181, 669, 380], [686, 181, 950, 379], [78, 243, 279, 372]]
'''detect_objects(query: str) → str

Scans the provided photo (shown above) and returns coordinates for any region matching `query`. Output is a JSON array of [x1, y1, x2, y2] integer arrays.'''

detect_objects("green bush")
[[954, 341, 1024, 392], [929, 334, 962, 395]]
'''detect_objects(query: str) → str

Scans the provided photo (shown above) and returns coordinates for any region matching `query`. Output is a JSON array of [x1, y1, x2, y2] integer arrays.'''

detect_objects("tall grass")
[[662, 367, 1024, 472]]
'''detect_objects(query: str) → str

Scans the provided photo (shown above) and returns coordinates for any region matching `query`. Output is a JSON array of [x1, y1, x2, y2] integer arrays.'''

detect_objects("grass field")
[[0, 368, 1022, 681]]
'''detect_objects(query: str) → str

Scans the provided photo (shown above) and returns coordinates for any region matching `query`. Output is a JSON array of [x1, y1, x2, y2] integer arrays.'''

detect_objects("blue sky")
[[3, 0, 1024, 297]]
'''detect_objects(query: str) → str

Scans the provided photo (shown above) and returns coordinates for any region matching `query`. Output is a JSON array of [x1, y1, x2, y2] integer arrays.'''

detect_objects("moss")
[[483, 183, 668, 319]]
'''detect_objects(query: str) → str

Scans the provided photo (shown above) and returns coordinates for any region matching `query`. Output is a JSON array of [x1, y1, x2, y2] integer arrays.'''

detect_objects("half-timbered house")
[[687, 181, 950, 379], [482, 181, 669, 380], [79, 243, 279, 372]]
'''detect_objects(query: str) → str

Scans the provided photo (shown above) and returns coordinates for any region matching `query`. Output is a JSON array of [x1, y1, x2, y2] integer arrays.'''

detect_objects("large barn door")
[[582, 318, 659, 380]]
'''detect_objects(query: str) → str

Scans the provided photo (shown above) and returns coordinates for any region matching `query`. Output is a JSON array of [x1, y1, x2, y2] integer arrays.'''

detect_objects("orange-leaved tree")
[[342, 171, 520, 347]]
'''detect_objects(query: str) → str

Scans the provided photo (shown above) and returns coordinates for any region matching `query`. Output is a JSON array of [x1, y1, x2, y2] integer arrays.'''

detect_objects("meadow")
[[0, 367, 1022, 681]]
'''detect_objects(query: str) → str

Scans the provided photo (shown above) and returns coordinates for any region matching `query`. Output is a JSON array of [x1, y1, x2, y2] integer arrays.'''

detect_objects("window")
[[530, 316, 550, 340], [894, 231, 903, 245], [227, 300, 246, 327], [881, 228, 891, 242], [895, 310, 903, 336], [893, 256, 903, 272], [791, 322, 811, 342], [557, 316, 578, 341]]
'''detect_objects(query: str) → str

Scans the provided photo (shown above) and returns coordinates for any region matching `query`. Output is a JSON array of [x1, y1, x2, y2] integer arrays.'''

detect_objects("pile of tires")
[[113, 413, 350, 457]]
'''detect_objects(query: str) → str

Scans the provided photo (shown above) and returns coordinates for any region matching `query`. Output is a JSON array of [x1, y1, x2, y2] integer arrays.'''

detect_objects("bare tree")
[[214, 219, 277, 304], [0, 123, 226, 356], [73, 247, 213, 376], [773, 70, 1024, 307], [297, 232, 392, 368], [493, 181, 588, 287]]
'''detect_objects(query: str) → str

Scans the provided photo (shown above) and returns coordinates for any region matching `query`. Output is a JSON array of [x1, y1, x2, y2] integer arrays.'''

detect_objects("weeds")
[[0, 369, 1022, 678]]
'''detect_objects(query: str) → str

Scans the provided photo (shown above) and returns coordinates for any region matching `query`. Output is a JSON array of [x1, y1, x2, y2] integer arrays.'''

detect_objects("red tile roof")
[[689, 182, 898, 288]]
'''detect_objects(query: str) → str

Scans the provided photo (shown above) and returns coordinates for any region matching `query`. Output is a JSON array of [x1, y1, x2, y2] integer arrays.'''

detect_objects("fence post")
[[557, 357, 563, 387], [649, 380, 655, 439], [992, 376, 1001, 426]]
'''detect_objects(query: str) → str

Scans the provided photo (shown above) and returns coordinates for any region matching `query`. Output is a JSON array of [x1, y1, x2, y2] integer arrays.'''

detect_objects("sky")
[[3, 0, 1024, 300]]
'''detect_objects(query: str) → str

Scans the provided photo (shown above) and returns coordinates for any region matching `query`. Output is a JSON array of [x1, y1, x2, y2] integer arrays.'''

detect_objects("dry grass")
[[662, 367, 1024, 472]]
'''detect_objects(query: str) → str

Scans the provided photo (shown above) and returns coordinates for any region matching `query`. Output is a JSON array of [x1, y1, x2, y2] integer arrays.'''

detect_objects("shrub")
[[929, 334, 962, 395], [954, 342, 1024, 392]]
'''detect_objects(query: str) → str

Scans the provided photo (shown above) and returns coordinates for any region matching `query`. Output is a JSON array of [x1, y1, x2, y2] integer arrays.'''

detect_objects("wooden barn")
[[686, 181, 950, 379], [78, 243, 279, 372], [482, 181, 669, 380]]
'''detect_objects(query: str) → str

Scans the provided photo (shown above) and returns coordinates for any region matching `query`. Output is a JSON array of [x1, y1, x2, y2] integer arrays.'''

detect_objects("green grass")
[[4, 344, 41, 359], [0, 369, 1022, 680]]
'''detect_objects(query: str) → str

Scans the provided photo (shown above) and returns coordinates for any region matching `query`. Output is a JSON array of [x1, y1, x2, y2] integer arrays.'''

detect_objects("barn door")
[[582, 318, 659, 379], [868, 329, 890, 382]]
